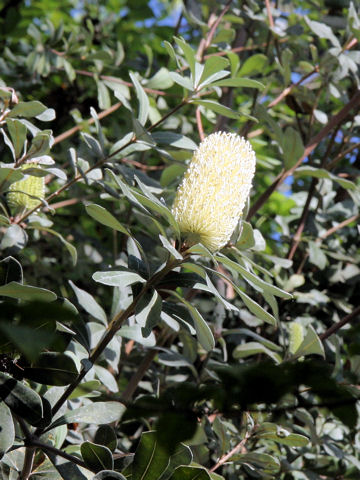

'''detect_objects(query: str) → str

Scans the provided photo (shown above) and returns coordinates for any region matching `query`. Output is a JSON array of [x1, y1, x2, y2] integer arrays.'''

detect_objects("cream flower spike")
[[172, 132, 256, 252], [8, 163, 45, 210]]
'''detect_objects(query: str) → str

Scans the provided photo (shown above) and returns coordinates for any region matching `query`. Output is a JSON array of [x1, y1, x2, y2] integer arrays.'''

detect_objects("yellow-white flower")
[[8, 163, 45, 210], [172, 132, 256, 252]]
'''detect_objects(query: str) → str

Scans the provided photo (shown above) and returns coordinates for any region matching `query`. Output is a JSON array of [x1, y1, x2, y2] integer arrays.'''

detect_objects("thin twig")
[[287, 127, 339, 260], [54, 102, 122, 145], [326, 141, 360, 171], [318, 213, 360, 241], [210, 431, 251, 472], [320, 306, 360, 341], [197, 0, 232, 61], [16, 417, 35, 480], [287, 179, 317, 261], [247, 89, 360, 220], [30, 439, 87, 469], [13, 99, 188, 225], [265, 0, 274, 29], [196, 106, 205, 141], [267, 67, 319, 109]]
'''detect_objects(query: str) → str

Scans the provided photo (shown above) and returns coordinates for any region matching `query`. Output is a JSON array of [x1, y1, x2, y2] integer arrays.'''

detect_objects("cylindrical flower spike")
[[172, 132, 256, 252], [8, 163, 45, 210]]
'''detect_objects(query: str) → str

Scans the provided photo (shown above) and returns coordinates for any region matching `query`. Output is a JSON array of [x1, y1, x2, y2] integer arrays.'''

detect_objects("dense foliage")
[[1, 0, 360, 479]]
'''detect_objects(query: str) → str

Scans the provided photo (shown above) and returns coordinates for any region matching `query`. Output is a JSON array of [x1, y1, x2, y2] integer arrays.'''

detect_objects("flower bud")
[[172, 132, 256, 252]]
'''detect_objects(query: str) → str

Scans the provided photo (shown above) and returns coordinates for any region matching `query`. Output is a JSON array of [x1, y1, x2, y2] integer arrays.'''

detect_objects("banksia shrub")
[[172, 132, 256, 252], [8, 163, 45, 210]]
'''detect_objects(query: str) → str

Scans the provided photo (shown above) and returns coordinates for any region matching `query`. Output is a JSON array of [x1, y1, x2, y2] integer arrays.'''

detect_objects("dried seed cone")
[[172, 132, 256, 252], [8, 163, 45, 210]]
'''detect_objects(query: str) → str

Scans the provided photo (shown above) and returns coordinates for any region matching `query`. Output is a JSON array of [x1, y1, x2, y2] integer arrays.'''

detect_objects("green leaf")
[[94, 365, 118, 393], [0, 167, 24, 189], [294, 325, 325, 358], [82, 132, 104, 158], [46, 451, 92, 480], [36, 108, 56, 121], [233, 342, 282, 363], [118, 324, 156, 347], [191, 99, 239, 119], [129, 72, 149, 125], [23, 352, 78, 386], [81, 442, 114, 473], [197, 56, 229, 88], [69, 280, 107, 325], [159, 235, 183, 260], [0, 255, 23, 284], [163, 290, 215, 351], [146, 67, 174, 89], [151, 132, 197, 150], [32, 227, 77, 266], [215, 254, 292, 299], [305, 17, 340, 48], [86, 204, 131, 237], [135, 288, 162, 336], [235, 288, 277, 326], [94, 425, 118, 453], [0, 281, 56, 302], [159, 444, 193, 480], [168, 72, 193, 90], [68, 380, 101, 400], [289, 322, 304, 355], [238, 54, 268, 76], [0, 402, 15, 459], [224, 328, 282, 352], [48, 402, 125, 430], [174, 37, 196, 79], [256, 422, 309, 447], [0, 372, 44, 426], [6, 119, 27, 159], [132, 431, 170, 480], [0, 224, 28, 250], [26, 130, 53, 159], [308, 241, 327, 269], [211, 77, 264, 90], [93, 270, 146, 287], [8, 101, 47, 118], [294, 166, 357, 190], [282, 127, 304, 169], [131, 185, 180, 240], [169, 465, 211, 480], [236, 221, 255, 250], [97, 81, 111, 110], [93, 472, 127, 480], [232, 452, 280, 474]]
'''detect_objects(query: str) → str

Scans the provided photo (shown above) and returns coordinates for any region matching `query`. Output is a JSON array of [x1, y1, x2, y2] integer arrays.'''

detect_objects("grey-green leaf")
[[48, 402, 125, 430], [69, 280, 107, 325], [8, 101, 47, 118], [6, 119, 27, 159], [86, 204, 131, 237], [0, 402, 15, 459], [129, 72, 149, 126], [0, 281, 57, 302], [0, 372, 44, 426], [23, 352, 79, 386], [132, 431, 170, 480], [163, 290, 215, 351], [211, 77, 264, 90], [93, 472, 127, 480], [92, 270, 146, 287], [169, 465, 211, 480], [81, 442, 114, 473], [294, 325, 325, 358]]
